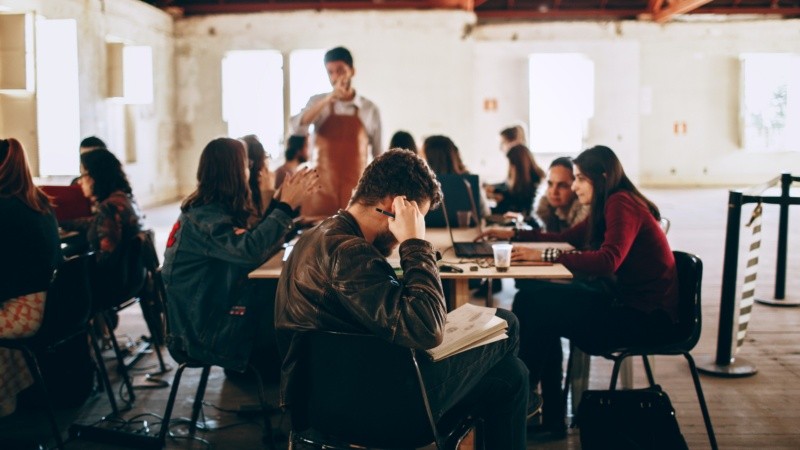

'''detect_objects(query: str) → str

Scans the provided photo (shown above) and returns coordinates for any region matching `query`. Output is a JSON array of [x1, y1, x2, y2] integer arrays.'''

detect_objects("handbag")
[[577, 385, 689, 450]]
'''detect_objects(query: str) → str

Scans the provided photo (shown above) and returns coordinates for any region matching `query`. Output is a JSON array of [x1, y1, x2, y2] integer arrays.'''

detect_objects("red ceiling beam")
[[651, 0, 712, 22], [174, 1, 463, 15]]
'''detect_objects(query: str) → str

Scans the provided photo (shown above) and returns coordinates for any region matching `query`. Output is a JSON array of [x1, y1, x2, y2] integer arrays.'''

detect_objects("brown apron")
[[301, 103, 369, 217]]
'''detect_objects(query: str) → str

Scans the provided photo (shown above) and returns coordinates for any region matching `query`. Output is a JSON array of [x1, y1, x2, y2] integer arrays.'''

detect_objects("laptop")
[[39, 185, 92, 222], [440, 189, 495, 258]]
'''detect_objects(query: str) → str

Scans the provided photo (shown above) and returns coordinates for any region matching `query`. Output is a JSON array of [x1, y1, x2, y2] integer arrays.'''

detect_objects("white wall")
[[0, 0, 178, 205], [2, 1, 799, 199], [173, 10, 477, 194]]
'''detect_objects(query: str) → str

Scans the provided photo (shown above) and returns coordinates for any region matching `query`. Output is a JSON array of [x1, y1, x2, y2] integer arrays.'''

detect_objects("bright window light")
[[36, 19, 79, 176], [529, 54, 594, 154], [222, 50, 284, 155], [123, 46, 153, 104], [740, 53, 800, 152], [289, 49, 330, 116]]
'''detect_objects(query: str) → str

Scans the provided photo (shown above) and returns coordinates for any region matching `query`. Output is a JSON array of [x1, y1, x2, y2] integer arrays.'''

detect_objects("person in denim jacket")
[[162, 137, 319, 372]]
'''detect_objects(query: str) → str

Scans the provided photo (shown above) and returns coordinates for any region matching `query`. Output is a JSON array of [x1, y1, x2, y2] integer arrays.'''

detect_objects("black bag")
[[577, 385, 689, 450]]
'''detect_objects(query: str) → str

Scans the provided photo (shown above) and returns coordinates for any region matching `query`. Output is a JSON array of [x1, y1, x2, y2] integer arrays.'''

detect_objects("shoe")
[[526, 392, 543, 422]]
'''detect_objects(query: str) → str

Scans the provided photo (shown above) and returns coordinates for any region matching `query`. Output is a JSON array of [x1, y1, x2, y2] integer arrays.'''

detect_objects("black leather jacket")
[[274, 211, 446, 407]]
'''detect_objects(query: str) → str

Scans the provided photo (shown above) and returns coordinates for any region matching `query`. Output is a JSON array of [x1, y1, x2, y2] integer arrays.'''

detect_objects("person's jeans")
[[419, 308, 529, 450]]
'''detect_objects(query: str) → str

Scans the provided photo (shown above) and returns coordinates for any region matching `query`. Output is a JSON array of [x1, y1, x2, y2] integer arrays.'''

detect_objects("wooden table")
[[249, 228, 572, 309]]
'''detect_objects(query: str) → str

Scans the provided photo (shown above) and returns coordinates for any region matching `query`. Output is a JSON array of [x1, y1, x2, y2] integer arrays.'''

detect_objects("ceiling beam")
[[477, 9, 644, 19], [652, 0, 713, 23]]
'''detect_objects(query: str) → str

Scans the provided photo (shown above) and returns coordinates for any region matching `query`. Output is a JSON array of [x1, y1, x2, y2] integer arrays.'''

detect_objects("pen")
[[375, 208, 395, 218]]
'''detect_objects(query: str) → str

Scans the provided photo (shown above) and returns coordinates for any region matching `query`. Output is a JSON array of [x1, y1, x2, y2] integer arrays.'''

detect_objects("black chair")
[[289, 331, 481, 450], [155, 269, 275, 449], [564, 251, 718, 450], [93, 230, 170, 406], [0, 254, 100, 450]]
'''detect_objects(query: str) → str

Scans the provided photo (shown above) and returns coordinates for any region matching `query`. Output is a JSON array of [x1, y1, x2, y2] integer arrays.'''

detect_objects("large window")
[[36, 18, 80, 176], [740, 53, 800, 152], [289, 49, 329, 117], [221, 50, 284, 155], [529, 53, 594, 154]]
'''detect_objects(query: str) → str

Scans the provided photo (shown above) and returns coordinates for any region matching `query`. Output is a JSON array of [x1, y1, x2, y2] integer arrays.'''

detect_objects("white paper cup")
[[492, 243, 513, 272]]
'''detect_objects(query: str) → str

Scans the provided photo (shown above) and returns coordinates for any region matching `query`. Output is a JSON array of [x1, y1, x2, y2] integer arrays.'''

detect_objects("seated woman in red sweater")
[[479, 145, 678, 436]]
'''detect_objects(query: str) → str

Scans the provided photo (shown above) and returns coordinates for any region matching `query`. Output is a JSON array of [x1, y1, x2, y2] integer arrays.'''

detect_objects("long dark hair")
[[80, 148, 133, 202], [241, 134, 268, 215], [574, 145, 660, 249], [182, 137, 254, 227], [422, 135, 466, 175], [0, 138, 52, 213], [506, 144, 545, 196]]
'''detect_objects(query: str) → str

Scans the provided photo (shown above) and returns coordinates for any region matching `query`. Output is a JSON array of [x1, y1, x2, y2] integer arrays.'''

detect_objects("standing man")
[[290, 46, 382, 217], [275, 149, 528, 449]]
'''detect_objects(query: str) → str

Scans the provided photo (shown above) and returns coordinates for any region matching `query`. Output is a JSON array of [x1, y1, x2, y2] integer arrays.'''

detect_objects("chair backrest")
[[426, 174, 481, 228], [660, 217, 672, 235], [672, 251, 703, 350], [293, 331, 439, 448], [111, 231, 149, 305], [33, 254, 93, 346]]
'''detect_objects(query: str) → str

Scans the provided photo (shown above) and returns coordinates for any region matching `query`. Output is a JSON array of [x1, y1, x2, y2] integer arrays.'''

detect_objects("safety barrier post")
[[697, 190, 758, 377]]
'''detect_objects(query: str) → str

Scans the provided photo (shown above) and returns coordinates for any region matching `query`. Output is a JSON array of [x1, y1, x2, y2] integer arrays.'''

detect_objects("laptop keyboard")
[[454, 242, 494, 258]]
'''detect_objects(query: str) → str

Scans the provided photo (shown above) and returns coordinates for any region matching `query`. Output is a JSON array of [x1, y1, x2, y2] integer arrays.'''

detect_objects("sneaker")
[[526, 392, 543, 422]]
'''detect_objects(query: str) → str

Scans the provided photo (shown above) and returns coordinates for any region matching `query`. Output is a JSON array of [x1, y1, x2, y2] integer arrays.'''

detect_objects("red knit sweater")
[[517, 191, 678, 321]]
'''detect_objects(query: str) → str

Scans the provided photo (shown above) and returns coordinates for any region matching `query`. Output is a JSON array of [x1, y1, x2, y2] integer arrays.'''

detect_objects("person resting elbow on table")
[[481, 145, 680, 438], [161, 137, 319, 380]]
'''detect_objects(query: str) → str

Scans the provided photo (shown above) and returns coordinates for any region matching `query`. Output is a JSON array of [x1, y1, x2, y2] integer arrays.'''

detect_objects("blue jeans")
[[419, 308, 529, 450]]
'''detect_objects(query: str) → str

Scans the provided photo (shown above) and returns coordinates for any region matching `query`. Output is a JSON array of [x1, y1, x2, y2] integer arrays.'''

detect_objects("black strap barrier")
[[697, 172, 800, 378]]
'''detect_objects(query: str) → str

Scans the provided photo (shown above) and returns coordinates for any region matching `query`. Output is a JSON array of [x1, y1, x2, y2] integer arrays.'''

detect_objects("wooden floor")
[[1, 187, 799, 449]]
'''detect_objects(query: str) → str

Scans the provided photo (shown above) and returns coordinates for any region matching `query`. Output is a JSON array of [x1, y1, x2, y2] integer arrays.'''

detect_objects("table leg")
[[451, 279, 471, 309]]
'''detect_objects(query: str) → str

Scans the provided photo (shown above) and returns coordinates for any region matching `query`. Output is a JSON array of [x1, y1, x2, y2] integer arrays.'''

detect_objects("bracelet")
[[542, 248, 563, 262]]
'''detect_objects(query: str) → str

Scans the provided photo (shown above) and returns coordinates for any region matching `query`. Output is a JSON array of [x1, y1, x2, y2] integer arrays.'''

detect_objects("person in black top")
[[0, 137, 62, 416]]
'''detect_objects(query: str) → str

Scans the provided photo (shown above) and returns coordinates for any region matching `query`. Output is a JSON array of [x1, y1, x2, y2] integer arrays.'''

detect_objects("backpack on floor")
[[577, 385, 689, 450]]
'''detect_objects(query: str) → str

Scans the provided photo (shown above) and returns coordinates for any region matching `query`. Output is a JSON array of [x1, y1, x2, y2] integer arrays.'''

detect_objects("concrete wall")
[[2, 0, 799, 202], [0, 0, 178, 205], [175, 12, 800, 192]]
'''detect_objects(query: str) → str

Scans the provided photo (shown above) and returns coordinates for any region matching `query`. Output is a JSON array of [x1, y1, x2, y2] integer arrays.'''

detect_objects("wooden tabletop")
[[248, 228, 572, 281]]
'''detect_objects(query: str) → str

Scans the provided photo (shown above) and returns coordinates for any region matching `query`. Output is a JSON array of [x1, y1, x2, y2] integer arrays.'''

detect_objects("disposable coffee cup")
[[457, 210, 473, 228], [492, 243, 513, 272]]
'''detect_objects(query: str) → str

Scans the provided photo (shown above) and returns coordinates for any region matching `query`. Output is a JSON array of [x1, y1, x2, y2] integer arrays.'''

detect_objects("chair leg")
[[563, 342, 574, 425], [642, 355, 657, 386], [18, 347, 65, 450], [683, 353, 718, 450], [88, 329, 119, 415], [189, 365, 211, 437], [103, 311, 136, 403], [249, 365, 277, 450], [158, 362, 188, 446]]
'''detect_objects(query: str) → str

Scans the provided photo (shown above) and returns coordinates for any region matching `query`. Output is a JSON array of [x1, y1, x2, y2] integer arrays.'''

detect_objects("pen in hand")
[[375, 208, 395, 218]]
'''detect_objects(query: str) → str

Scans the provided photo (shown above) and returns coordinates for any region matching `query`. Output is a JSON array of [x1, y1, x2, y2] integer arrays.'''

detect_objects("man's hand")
[[276, 168, 321, 210], [387, 196, 425, 243]]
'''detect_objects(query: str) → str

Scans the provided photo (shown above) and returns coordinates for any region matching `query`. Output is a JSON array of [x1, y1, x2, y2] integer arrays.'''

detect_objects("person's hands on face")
[[326, 61, 354, 101], [511, 247, 541, 262], [276, 168, 321, 210], [387, 196, 425, 243], [475, 228, 514, 242]]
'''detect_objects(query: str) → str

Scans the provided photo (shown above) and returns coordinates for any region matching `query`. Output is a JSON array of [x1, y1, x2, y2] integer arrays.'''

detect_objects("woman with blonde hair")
[[0, 138, 62, 417]]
